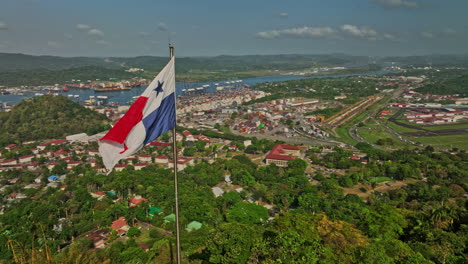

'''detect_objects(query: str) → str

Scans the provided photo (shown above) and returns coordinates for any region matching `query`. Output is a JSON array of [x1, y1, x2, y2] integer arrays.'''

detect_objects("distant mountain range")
[[1, 52, 467, 73], [1, 53, 467, 87], [0, 53, 373, 72], [1, 53, 467, 73]]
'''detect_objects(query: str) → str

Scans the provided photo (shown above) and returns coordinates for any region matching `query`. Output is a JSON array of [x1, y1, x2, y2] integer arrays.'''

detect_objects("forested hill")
[[0, 66, 138, 87], [0, 52, 370, 72], [415, 72, 468, 95], [0, 95, 109, 146], [2, 53, 468, 72]]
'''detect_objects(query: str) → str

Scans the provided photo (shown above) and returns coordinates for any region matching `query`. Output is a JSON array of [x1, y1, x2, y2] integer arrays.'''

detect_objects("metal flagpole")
[[169, 44, 182, 264]]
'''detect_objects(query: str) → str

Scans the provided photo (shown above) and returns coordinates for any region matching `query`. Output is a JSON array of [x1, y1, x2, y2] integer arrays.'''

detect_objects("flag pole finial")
[[169, 44, 174, 58]]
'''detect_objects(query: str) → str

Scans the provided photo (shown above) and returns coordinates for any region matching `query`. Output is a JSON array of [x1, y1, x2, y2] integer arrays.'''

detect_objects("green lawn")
[[333, 95, 391, 146], [385, 119, 419, 133], [369, 177, 392, 183], [334, 125, 359, 145], [393, 118, 422, 127], [134, 228, 152, 244], [388, 114, 468, 132], [409, 134, 468, 150], [357, 126, 411, 149], [422, 122, 468, 131]]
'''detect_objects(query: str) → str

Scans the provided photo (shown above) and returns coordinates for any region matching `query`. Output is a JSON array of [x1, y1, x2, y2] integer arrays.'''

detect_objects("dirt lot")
[[343, 181, 408, 199]]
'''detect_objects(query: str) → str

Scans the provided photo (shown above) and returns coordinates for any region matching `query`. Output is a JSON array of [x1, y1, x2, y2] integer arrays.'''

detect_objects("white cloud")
[[157, 23, 168, 31], [47, 41, 60, 48], [421, 31, 433, 38], [96, 40, 110, 45], [257, 25, 400, 42], [88, 28, 104, 37], [256, 26, 336, 39], [383, 33, 397, 40], [341, 24, 378, 40], [373, 0, 421, 8], [443, 28, 456, 35], [76, 24, 91, 30], [278, 12, 288, 17], [64, 33, 73, 40], [139, 31, 150, 37], [0, 22, 8, 30]]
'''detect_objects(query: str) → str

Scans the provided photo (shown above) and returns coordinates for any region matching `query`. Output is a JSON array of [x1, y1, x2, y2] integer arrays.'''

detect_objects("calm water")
[[0, 70, 396, 106]]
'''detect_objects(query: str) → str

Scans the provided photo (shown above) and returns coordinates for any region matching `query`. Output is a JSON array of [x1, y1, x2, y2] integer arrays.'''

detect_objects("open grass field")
[[369, 177, 392, 183], [333, 95, 391, 146], [335, 124, 359, 145], [422, 122, 468, 131], [385, 110, 467, 150], [408, 134, 468, 150], [357, 126, 411, 149], [385, 119, 419, 133]]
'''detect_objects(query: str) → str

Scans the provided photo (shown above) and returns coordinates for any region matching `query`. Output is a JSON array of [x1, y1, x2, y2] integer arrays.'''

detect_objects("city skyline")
[[0, 0, 467, 57]]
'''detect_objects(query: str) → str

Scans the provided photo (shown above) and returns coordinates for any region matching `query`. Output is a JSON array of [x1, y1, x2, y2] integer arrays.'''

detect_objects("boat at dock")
[[94, 86, 132, 92], [94, 82, 132, 92]]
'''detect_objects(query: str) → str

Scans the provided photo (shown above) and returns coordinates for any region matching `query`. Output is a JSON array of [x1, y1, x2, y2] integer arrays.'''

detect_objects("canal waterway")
[[0, 70, 396, 106]]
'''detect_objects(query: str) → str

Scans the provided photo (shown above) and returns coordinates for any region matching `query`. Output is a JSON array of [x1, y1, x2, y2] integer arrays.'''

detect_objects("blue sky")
[[0, 0, 467, 57]]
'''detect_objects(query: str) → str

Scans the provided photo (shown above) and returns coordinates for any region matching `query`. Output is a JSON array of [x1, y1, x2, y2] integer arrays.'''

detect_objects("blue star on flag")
[[154, 81, 164, 97]]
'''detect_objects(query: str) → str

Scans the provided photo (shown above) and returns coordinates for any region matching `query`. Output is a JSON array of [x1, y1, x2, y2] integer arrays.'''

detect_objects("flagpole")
[[169, 44, 182, 264]]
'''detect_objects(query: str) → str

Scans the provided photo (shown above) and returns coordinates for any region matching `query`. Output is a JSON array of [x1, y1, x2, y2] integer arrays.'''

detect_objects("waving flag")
[[99, 57, 176, 171]]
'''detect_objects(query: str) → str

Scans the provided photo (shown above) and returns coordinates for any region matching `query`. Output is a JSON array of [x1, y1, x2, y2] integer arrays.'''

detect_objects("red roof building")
[[5, 144, 17, 150], [138, 154, 152, 163], [1, 159, 17, 165], [155, 156, 169, 164], [50, 139, 67, 145], [110, 217, 130, 236], [134, 163, 149, 170], [196, 135, 210, 143], [88, 149, 99, 156], [150, 142, 171, 147], [114, 164, 128, 172], [27, 161, 39, 170], [168, 157, 194, 171], [265, 144, 305, 167], [67, 161, 82, 169], [19, 154, 35, 164], [128, 195, 148, 207]]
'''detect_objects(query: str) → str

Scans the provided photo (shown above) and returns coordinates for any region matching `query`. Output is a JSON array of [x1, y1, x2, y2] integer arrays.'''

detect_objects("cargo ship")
[[64, 83, 92, 89], [94, 82, 131, 92]]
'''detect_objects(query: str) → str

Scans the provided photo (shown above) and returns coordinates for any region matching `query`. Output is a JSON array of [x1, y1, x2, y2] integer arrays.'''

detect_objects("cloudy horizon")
[[0, 0, 467, 57]]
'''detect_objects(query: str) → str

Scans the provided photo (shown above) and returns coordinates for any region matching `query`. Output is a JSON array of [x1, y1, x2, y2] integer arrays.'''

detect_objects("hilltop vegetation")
[[415, 70, 468, 95], [0, 53, 121, 71], [0, 53, 375, 87], [2, 52, 468, 87], [0, 53, 371, 72], [0, 66, 138, 87], [0, 146, 466, 263], [0, 95, 109, 145]]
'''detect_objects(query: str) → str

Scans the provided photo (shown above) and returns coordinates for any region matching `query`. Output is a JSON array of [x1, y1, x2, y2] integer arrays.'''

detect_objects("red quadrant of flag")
[[101, 96, 149, 144]]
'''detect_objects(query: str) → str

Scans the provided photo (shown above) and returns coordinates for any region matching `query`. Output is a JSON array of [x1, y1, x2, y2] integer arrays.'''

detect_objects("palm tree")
[[430, 205, 458, 229]]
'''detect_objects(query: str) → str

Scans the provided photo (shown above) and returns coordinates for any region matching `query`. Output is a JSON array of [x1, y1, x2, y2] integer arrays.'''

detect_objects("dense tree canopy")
[[0, 95, 109, 146]]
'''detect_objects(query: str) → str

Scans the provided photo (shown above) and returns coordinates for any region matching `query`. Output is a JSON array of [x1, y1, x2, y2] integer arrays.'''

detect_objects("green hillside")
[[415, 71, 468, 95], [0, 95, 109, 146], [0, 53, 370, 72], [0, 66, 138, 87]]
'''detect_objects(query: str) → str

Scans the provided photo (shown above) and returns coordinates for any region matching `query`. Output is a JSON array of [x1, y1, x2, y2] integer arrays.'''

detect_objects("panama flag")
[[99, 57, 176, 171]]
